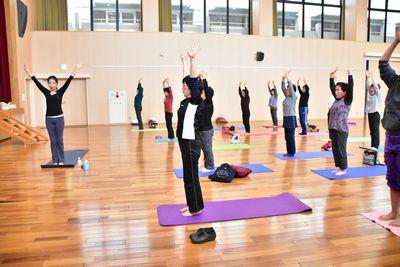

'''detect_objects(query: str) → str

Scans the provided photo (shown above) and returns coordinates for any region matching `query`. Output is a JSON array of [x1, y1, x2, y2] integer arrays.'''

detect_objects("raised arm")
[[281, 75, 287, 95], [137, 79, 143, 94], [163, 77, 170, 89], [370, 72, 381, 96], [24, 64, 33, 78], [345, 71, 353, 105], [70, 64, 81, 77], [297, 78, 302, 94], [379, 31, 400, 89], [381, 29, 400, 62], [366, 71, 372, 91], [25, 65, 47, 95], [329, 67, 338, 97], [187, 47, 200, 100], [288, 80, 295, 99], [58, 65, 80, 94], [181, 53, 188, 78]]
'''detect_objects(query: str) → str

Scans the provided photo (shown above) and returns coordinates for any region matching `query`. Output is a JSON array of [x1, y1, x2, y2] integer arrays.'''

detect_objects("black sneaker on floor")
[[190, 227, 216, 244]]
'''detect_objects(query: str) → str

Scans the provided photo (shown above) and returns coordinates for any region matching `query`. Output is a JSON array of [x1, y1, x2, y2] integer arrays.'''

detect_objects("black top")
[[329, 75, 354, 106], [199, 79, 214, 131], [297, 84, 310, 107], [176, 77, 203, 139], [32, 76, 74, 117], [379, 60, 400, 131], [239, 87, 250, 111]]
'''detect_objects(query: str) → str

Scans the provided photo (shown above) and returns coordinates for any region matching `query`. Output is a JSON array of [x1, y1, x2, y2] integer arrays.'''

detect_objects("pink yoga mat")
[[361, 212, 400, 237], [157, 192, 311, 226], [262, 125, 283, 129], [242, 131, 282, 136], [297, 131, 329, 137]]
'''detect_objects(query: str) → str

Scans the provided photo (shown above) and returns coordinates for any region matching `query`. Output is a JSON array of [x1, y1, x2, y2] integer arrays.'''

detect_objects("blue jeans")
[[299, 107, 308, 134], [199, 129, 215, 169], [45, 116, 65, 163]]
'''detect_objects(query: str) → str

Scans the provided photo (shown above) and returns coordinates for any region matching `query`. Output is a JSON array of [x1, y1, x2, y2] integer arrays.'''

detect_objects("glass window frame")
[[277, 0, 343, 40], [68, 0, 142, 31], [173, 0, 251, 34], [367, 0, 400, 43]]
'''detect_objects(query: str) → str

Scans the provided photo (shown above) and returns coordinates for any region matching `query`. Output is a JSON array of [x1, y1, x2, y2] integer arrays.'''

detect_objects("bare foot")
[[180, 206, 189, 213], [389, 216, 400, 227], [182, 209, 203, 217], [335, 170, 347, 176], [379, 211, 398, 221]]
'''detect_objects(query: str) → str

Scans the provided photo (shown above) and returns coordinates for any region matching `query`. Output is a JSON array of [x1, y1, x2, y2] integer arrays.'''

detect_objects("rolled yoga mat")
[[157, 192, 312, 226], [361, 212, 400, 237], [173, 164, 273, 178], [273, 151, 353, 160], [153, 138, 178, 143], [41, 149, 88, 168], [213, 144, 254, 151], [311, 165, 387, 180]]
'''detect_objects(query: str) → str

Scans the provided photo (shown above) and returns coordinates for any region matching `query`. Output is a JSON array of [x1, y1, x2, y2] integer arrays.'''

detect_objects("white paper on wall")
[[108, 90, 127, 123]]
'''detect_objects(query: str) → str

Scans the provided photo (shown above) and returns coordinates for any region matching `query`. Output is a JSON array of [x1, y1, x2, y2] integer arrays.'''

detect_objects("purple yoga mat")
[[157, 192, 311, 226]]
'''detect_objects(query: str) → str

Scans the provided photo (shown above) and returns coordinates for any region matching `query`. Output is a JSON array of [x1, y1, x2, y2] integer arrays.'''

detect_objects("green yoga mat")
[[213, 144, 254, 151], [132, 128, 167, 132], [321, 137, 371, 143]]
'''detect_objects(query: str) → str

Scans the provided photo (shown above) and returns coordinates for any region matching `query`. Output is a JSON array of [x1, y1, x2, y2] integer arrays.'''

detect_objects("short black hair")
[[182, 75, 204, 93], [336, 82, 349, 92], [47, 75, 58, 84]]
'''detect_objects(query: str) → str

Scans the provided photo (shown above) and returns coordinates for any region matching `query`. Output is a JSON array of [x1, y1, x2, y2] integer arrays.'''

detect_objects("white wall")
[[29, 31, 399, 125]]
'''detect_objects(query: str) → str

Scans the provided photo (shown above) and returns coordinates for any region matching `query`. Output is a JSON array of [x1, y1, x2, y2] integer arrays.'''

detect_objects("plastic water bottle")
[[83, 160, 89, 171], [77, 157, 82, 168]]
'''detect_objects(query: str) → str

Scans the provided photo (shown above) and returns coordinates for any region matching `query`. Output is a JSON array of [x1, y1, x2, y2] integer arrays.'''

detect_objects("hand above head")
[[187, 46, 199, 59], [347, 70, 351, 75], [303, 78, 307, 84], [24, 64, 33, 77], [330, 67, 338, 78]]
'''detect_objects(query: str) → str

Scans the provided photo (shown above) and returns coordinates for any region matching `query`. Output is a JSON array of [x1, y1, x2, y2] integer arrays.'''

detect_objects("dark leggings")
[[165, 112, 174, 139], [242, 109, 250, 133], [135, 106, 143, 130], [329, 129, 348, 170], [270, 108, 278, 126], [368, 112, 380, 149], [178, 138, 204, 213], [284, 127, 296, 155]]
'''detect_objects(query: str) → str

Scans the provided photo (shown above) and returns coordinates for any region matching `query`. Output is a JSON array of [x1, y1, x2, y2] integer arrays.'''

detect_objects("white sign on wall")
[[108, 90, 127, 124]]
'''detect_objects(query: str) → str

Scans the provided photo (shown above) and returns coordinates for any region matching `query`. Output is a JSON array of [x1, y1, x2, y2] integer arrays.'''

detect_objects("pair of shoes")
[[283, 153, 294, 157], [298, 132, 307, 135], [189, 227, 216, 244]]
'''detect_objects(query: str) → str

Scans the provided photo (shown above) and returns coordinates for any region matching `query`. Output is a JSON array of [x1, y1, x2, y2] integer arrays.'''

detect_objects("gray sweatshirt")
[[282, 80, 297, 117], [380, 60, 400, 132]]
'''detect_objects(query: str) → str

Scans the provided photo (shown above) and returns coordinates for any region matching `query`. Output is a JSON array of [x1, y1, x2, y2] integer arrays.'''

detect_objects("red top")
[[164, 87, 173, 113]]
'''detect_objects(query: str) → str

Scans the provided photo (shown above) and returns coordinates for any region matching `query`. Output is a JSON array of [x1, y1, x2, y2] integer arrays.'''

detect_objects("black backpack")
[[208, 163, 236, 183]]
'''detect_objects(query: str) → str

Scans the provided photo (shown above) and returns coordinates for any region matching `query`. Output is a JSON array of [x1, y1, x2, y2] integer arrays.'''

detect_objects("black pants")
[[135, 106, 143, 130], [329, 129, 348, 170], [270, 108, 278, 126], [368, 112, 380, 149], [242, 109, 250, 133], [165, 112, 174, 139], [284, 127, 296, 155], [178, 138, 204, 213]]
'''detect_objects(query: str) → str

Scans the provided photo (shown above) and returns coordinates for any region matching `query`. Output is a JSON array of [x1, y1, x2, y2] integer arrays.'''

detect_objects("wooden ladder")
[[0, 110, 48, 145]]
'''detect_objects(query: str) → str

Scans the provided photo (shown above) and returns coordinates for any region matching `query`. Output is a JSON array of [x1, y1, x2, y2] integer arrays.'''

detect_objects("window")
[[277, 0, 342, 39], [368, 0, 400, 42], [173, 0, 250, 34], [67, 0, 91, 31], [67, 0, 141, 31]]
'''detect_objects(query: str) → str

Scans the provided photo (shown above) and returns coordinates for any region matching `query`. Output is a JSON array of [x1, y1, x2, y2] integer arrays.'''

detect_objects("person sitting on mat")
[[328, 67, 353, 176], [268, 80, 278, 127], [297, 78, 310, 135], [365, 70, 382, 150], [281, 71, 297, 157], [163, 77, 174, 140], [378, 29, 400, 226], [239, 82, 250, 133], [24, 64, 81, 165], [134, 78, 144, 130], [199, 70, 215, 172], [177, 46, 205, 217]]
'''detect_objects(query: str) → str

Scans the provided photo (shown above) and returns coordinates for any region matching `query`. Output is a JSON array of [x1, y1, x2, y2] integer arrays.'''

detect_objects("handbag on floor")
[[363, 149, 377, 166], [208, 163, 235, 183]]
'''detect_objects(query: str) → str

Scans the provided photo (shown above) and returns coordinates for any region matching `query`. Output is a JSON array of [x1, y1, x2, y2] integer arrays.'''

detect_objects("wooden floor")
[[1, 119, 400, 266]]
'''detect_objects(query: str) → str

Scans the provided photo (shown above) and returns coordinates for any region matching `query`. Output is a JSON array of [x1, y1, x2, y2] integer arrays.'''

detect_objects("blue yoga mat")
[[322, 137, 371, 143], [214, 126, 245, 131], [153, 138, 177, 143], [41, 149, 88, 168], [173, 164, 273, 178], [273, 151, 353, 160], [311, 165, 387, 180]]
